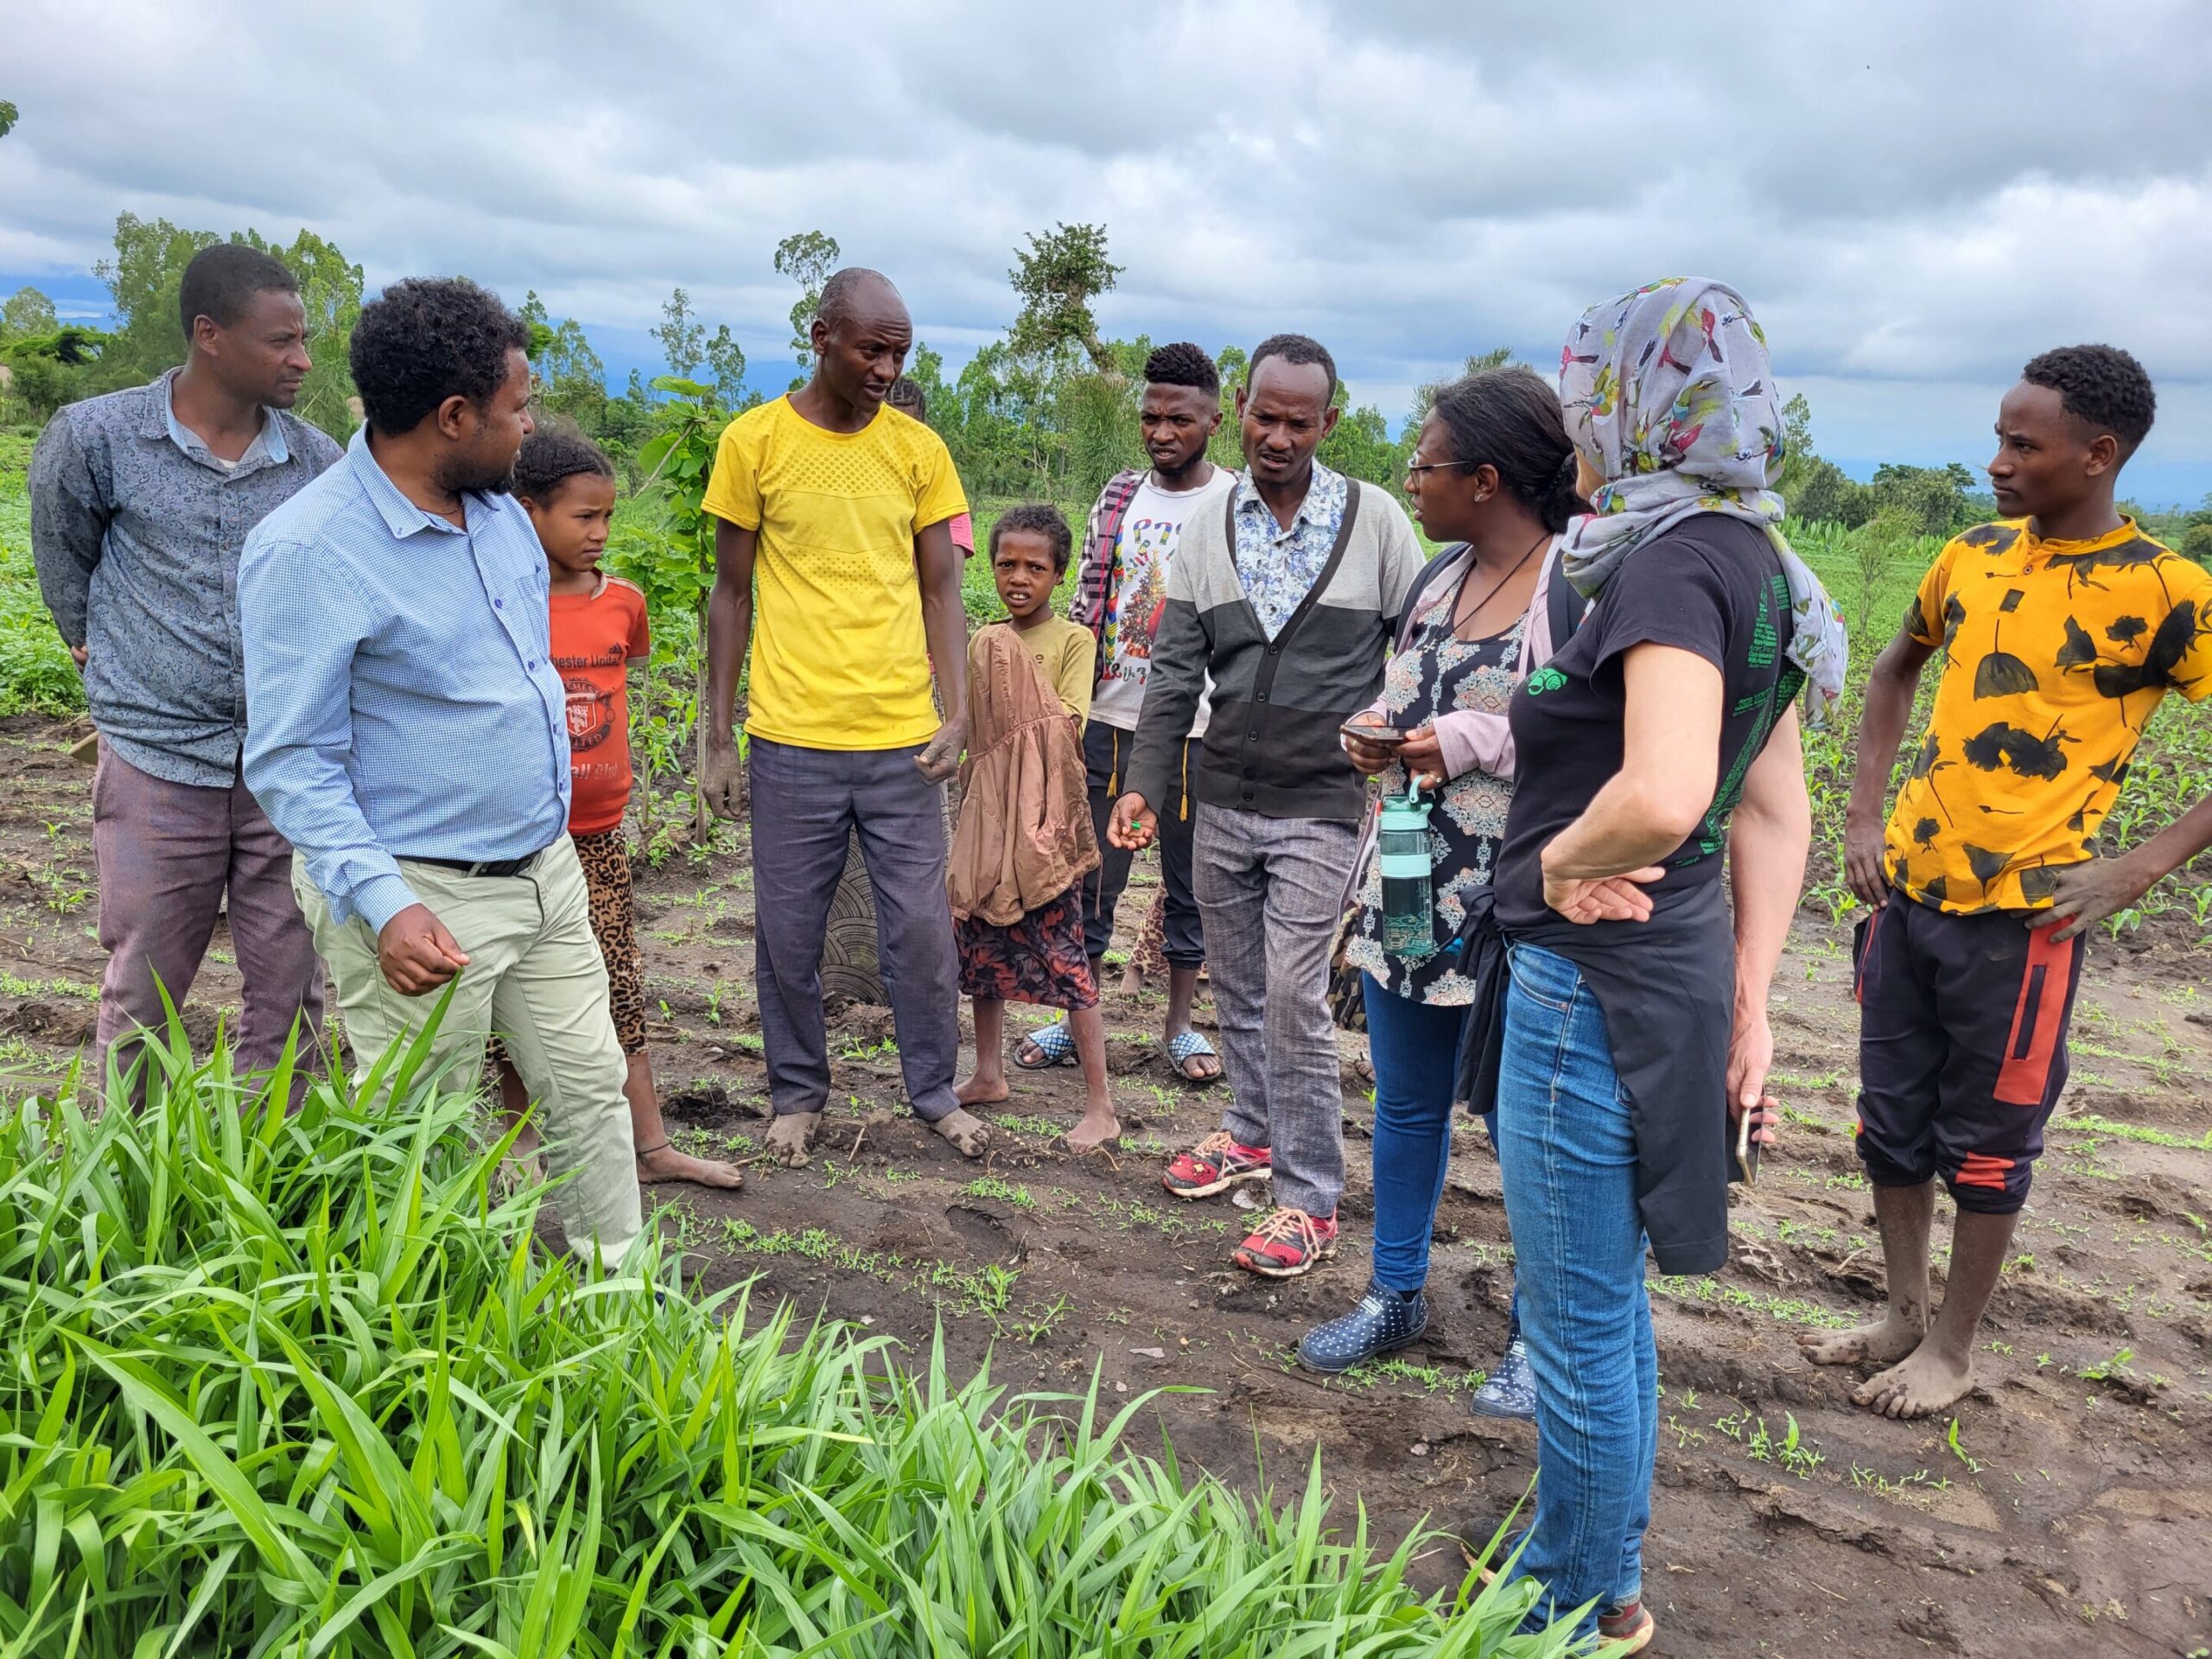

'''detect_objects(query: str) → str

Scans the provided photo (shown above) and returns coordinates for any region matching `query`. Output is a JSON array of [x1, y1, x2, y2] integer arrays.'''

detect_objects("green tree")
[[1406, 345, 1515, 433], [1009, 222, 1122, 378], [773, 231, 840, 372], [652, 288, 703, 380], [94, 213, 219, 385], [0, 286, 57, 344], [1870, 461, 1976, 536], [519, 290, 610, 426], [3, 323, 107, 420], [242, 226, 361, 438], [703, 324, 747, 412], [0, 100, 16, 139]]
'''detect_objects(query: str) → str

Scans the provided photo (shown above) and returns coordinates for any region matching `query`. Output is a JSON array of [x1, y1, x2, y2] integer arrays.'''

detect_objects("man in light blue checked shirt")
[[240, 277, 640, 1268]]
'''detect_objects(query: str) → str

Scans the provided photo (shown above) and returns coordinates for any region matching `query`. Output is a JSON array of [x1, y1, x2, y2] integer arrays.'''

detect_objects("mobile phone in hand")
[[1729, 1104, 1762, 1185], [1341, 721, 1409, 747]]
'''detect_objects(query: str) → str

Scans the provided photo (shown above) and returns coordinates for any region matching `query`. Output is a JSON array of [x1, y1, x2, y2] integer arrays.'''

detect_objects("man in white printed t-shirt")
[[1018, 341, 1236, 1083]]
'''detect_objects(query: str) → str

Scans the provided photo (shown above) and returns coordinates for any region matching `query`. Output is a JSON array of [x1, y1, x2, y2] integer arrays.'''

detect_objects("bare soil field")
[[3, 712, 2209, 1658]]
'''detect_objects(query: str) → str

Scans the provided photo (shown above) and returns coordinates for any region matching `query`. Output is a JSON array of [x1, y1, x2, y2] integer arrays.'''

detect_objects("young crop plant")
[[0, 1022, 1586, 1655]]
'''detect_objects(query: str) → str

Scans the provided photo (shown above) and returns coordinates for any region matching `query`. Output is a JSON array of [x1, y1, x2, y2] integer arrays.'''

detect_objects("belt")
[[405, 847, 550, 879]]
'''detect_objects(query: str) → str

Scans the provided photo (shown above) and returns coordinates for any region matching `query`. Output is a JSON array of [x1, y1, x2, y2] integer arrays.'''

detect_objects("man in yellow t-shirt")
[[1807, 344, 2212, 1425], [699, 267, 985, 1169]]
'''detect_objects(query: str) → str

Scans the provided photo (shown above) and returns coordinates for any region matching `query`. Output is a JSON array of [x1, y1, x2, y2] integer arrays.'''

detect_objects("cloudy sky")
[[6, 0, 2210, 499]]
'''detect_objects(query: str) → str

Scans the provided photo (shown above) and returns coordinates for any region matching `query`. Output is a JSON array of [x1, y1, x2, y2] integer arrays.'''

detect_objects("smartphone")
[[1730, 1105, 1762, 1186], [1341, 721, 1410, 747]]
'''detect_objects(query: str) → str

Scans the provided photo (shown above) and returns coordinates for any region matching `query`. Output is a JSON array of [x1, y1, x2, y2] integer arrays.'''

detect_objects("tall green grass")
[[0, 433, 85, 717], [0, 1026, 1575, 1656]]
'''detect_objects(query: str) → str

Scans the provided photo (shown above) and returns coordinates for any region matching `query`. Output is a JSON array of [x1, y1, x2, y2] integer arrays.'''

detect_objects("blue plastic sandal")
[[1165, 1029, 1220, 1084], [1014, 1019, 1077, 1070]]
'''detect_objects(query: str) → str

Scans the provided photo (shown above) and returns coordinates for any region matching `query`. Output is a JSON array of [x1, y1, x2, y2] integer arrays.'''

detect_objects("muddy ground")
[[3, 712, 2209, 1658]]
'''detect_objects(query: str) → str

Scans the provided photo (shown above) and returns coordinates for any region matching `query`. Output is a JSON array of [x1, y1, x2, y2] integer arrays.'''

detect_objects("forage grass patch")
[[0, 1020, 1580, 1655]]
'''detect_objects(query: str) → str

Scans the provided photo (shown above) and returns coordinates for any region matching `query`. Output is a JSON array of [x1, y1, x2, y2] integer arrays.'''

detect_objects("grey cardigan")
[[1126, 478, 1427, 821]]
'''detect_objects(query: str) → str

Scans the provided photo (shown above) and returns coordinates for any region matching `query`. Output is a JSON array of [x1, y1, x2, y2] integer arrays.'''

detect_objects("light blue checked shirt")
[[1231, 460, 1349, 639], [239, 426, 570, 934]]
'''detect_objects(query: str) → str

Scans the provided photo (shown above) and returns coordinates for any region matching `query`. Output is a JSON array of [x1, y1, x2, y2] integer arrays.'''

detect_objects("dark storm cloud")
[[3, 0, 2206, 485]]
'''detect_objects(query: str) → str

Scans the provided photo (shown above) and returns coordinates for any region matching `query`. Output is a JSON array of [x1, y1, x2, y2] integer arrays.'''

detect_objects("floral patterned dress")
[[1344, 587, 1523, 1007]]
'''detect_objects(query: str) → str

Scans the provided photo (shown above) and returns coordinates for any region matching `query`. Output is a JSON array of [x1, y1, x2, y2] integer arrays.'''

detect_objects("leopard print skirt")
[[486, 827, 646, 1068]]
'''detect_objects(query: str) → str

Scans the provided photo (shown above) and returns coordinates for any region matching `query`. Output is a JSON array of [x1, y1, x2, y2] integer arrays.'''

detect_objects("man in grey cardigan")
[[1111, 334, 1426, 1278], [30, 244, 340, 1095]]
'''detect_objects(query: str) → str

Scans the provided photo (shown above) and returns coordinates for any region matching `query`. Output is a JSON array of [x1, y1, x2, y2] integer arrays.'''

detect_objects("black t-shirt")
[[1495, 514, 1801, 930]]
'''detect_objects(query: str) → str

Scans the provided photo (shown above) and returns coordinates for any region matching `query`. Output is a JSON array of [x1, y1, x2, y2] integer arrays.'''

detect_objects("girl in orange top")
[[493, 430, 742, 1190]]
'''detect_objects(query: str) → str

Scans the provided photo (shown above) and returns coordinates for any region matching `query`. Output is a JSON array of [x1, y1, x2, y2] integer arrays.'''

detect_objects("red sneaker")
[[1162, 1131, 1271, 1199], [1231, 1206, 1338, 1278], [1597, 1598, 1656, 1655]]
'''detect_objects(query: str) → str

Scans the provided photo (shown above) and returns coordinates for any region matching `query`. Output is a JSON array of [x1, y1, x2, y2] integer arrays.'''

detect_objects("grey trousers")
[[92, 741, 323, 1092], [748, 737, 960, 1123], [1192, 804, 1359, 1217]]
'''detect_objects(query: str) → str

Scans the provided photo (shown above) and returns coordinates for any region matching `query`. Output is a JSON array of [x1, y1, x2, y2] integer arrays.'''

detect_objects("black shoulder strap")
[[1545, 556, 1585, 645]]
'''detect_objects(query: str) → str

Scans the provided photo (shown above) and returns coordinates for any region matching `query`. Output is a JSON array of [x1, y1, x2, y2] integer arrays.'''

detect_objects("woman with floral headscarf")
[[1484, 279, 1842, 1653]]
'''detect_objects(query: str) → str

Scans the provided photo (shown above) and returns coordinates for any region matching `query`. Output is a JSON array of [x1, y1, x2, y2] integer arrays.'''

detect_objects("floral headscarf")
[[1556, 277, 1847, 721]]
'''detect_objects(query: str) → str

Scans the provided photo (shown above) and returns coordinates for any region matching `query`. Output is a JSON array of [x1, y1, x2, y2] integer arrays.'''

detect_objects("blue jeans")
[[1495, 942, 1655, 1642], [1363, 974, 1467, 1292]]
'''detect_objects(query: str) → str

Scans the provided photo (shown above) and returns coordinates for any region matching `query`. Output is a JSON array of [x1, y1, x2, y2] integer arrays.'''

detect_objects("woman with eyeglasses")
[[1484, 280, 1839, 1654], [1295, 367, 1584, 1422]]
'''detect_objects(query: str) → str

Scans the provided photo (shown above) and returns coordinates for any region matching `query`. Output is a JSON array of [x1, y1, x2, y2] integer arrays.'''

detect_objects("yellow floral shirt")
[[1883, 518, 2212, 912]]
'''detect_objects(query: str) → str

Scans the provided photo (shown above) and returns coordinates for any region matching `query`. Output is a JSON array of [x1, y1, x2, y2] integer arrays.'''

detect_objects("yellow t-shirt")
[[1003, 615, 1095, 722], [700, 397, 969, 750], [1883, 518, 2212, 913]]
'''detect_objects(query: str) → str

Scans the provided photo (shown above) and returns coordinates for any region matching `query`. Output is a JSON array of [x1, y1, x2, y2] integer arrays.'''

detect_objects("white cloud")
[[3, 0, 2209, 495]]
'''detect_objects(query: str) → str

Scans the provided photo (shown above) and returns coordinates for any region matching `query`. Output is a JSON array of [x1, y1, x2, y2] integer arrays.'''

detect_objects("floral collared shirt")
[[1231, 461, 1349, 639]]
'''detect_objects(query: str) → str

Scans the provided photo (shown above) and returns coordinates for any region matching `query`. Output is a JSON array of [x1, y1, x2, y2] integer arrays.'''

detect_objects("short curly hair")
[[349, 277, 532, 435], [2022, 344, 2156, 456], [512, 426, 613, 504], [988, 502, 1074, 574], [1249, 333, 1337, 403], [1144, 340, 1219, 397]]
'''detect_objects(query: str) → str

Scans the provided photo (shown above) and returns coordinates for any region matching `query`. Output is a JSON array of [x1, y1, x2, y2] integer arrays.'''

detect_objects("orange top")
[[550, 575, 650, 836]]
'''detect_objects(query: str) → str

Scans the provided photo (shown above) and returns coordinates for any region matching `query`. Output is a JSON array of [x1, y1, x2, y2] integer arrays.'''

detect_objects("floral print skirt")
[[956, 883, 1100, 1009]]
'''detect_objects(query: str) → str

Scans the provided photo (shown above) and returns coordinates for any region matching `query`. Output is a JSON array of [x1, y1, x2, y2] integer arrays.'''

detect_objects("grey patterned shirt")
[[29, 370, 342, 787]]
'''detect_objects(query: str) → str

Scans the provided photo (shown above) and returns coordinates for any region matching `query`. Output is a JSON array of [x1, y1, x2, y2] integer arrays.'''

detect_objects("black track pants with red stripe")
[[1852, 888, 2085, 1214]]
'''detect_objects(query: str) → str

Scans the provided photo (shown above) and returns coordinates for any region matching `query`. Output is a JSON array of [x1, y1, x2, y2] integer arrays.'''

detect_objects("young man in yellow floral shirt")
[[1807, 344, 2212, 1420]]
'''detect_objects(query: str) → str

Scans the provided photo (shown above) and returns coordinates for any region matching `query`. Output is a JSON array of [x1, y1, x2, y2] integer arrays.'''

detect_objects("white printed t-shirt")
[[1088, 467, 1237, 734]]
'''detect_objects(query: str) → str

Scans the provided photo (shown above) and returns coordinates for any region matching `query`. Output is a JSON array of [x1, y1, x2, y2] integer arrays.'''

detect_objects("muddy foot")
[[637, 1142, 745, 1190], [1064, 1108, 1122, 1154], [1853, 1341, 1975, 1420], [1800, 1316, 1923, 1368], [927, 1107, 991, 1159], [764, 1112, 821, 1168], [955, 1073, 1011, 1108]]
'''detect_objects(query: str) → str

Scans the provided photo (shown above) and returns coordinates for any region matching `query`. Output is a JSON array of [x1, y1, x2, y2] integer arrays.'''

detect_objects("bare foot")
[[1065, 1106, 1122, 1154], [956, 1072, 1011, 1107], [927, 1107, 991, 1158], [637, 1141, 744, 1189], [1799, 1315, 1923, 1368], [764, 1112, 821, 1168], [1853, 1341, 1975, 1420]]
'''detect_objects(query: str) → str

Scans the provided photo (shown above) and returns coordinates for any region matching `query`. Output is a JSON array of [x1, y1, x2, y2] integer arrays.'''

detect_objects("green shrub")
[[0, 1023, 1576, 1656]]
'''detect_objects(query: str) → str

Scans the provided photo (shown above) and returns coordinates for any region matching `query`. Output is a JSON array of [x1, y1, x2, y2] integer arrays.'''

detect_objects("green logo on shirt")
[[1526, 666, 1567, 696]]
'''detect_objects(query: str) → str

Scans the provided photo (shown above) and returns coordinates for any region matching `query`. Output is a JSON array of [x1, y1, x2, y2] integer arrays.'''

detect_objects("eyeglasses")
[[1402, 459, 1477, 476]]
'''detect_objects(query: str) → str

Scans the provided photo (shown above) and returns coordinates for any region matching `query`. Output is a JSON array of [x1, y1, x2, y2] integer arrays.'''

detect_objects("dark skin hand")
[[2032, 797, 2212, 940], [377, 902, 470, 995], [1843, 627, 1936, 908]]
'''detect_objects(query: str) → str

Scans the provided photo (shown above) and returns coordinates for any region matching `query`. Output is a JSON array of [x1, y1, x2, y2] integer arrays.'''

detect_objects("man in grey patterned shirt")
[[30, 243, 340, 1095]]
